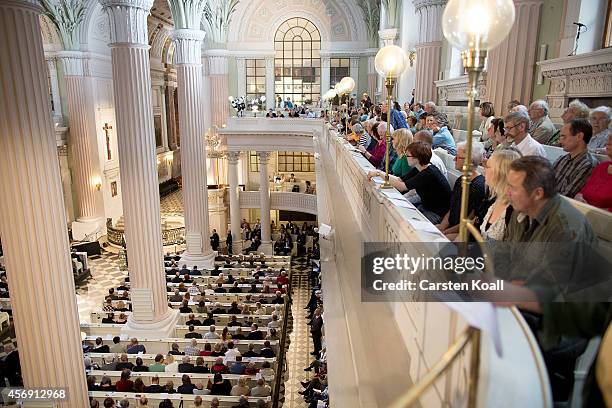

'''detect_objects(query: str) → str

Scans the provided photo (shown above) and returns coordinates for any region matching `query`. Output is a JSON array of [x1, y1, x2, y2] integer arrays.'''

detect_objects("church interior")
[[0, 0, 611, 407]]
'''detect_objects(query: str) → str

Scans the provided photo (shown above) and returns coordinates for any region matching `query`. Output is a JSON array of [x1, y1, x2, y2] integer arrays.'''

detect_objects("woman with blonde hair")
[[479, 148, 522, 241], [165, 353, 179, 372], [390, 128, 414, 178]]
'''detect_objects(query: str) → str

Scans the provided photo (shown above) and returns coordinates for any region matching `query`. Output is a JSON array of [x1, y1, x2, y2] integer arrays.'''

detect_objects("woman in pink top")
[[358, 121, 387, 167], [576, 133, 612, 211]]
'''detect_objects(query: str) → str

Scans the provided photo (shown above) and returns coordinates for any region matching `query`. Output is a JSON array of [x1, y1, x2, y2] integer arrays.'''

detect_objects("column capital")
[[57, 50, 91, 76], [172, 29, 205, 65], [378, 28, 399, 43], [257, 151, 271, 163], [206, 53, 229, 75], [265, 56, 274, 69], [167, 0, 206, 30], [99, 0, 153, 45], [350, 57, 360, 69], [322, 56, 331, 68], [412, 0, 446, 12], [227, 151, 241, 164]]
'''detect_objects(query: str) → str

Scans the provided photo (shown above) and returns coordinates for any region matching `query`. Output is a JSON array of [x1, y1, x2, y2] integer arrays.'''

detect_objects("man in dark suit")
[[210, 229, 220, 251], [178, 356, 194, 373], [202, 313, 215, 326], [246, 324, 263, 340], [3, 345, 22, 386], [259, 341, 276, 358], [185, 314, 202, 326], [92, 337, 110, 353], [226, 232, 233, 255], [184, 325, 203, 339], [171, 272, 183, 283], [144, 375, 164, 393], [310, 308, 323, 356], [214, 283, 227, 293]]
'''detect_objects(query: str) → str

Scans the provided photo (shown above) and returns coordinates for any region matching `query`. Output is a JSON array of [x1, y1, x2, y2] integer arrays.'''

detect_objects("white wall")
[[576, 0, 607, 54]]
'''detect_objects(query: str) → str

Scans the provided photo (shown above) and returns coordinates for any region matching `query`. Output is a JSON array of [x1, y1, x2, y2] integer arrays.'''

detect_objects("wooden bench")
[[86, 352, 275, 368], [88, 391, 271, 407]]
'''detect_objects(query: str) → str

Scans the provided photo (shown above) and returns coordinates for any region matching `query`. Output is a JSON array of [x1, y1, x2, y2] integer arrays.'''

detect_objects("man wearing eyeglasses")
[[504, 110, 546, 157]]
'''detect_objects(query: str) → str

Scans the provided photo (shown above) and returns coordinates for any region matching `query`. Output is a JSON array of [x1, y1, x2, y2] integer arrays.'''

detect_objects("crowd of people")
[[329, 96, 611, 405]]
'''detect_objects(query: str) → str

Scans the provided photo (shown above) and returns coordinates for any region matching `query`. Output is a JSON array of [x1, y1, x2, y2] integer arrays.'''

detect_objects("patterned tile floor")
[[284, 257, 315, 408]]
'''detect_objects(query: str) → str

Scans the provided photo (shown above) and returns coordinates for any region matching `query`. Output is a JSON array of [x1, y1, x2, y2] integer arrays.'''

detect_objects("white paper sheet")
[[381, 189, 405, 200], [408, 219, 443, 235], [388, 197, 416, 209], [444, 302, 503, 357]]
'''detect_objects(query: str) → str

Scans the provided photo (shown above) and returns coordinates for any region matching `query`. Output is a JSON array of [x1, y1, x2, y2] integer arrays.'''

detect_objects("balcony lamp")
[[338, 77, 355, 136], [442, 0, 515, 244], [374, 45, 407, 188]]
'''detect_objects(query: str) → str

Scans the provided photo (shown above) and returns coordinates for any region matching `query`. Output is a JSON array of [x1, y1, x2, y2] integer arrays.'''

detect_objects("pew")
[[87, 370, 273, 386], [90, 312, 277, 325], [86, 352, 275, 368], [83, 337, 279, 355], [81, 323, 271, 338], [88, 391, 271, 407]]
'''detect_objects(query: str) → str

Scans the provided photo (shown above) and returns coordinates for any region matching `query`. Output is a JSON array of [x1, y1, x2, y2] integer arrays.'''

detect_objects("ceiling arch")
[[228, 0, 367, 46]]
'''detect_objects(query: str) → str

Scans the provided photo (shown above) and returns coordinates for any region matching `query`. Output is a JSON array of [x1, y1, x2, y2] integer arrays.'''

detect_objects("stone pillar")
[[413, 0, 446, 104], [0, 0, 89, 405], [228, 152, 243, 254], [46, 56, 63, 120], [100, 0, 178, 336], [59, 51, 106, 241], [486, 0, 543, 115], [321, 56, 331, 99], [173, 28, 215, 269], [367, 54, 377, 102], [265, 56, 275, 110], [350, 57, 360, 98], [207, 51, 230, 127], [164, 70, 178, 149], [257, 152, 273, 255], [236, 57, 246, 97]]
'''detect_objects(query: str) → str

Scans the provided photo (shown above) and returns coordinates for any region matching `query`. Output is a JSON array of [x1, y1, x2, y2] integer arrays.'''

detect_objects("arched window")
[[274, 18, 321, 105]]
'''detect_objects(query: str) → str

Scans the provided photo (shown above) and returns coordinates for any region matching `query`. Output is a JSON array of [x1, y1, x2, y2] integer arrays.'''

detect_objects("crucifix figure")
[[103, 123, 113, 160]]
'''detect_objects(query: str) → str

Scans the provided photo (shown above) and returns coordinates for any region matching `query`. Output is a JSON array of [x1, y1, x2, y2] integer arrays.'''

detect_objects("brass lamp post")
[[374, 45, 407, 188], [338, 76, 355, 136], [442, 0, 515, 243], [441, 2, 515, 408]]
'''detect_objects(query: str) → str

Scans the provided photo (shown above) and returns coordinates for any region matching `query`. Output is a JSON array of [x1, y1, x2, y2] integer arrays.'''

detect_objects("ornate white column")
[[236, 57, 246, 97], [172, 28, 215, 269], [100, 0, 177, 336], [367, 54, 377, 101], [207, 50, 230, 127], [0, 1, 89, 405], [257, 152, 273, 255], [228, 152, 243, 254], [265, 56, 275, 110], [59, 51, 106, 240], [321, 56, 331, 99], [486, 0, 543, 115], [350, 57, 360, 95], [413, 0, 446, 104]]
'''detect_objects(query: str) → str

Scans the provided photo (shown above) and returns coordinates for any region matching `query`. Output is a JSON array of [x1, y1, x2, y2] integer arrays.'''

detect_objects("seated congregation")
[[330, 97, 611, 405]]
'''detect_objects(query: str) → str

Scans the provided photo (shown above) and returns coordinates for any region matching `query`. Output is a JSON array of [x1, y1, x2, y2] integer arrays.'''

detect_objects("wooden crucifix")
[[103, 122, 113, 160]]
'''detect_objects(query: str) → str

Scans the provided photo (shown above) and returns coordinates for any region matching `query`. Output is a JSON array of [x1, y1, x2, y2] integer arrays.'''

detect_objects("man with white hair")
[[528, 100, 556, 144], [505, 110, 546, 157], [435, 141, 486, 239], [549, 99, 591, 146], [510, 104, 528, 114], [588, 106, 611, 154], [424, 101, 437, 114]]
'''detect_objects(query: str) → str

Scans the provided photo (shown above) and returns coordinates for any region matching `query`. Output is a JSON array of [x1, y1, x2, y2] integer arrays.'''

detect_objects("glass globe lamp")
[[374, 45, 408, 79], [442, 0, 515, 51], [340, 77, 355, 93]]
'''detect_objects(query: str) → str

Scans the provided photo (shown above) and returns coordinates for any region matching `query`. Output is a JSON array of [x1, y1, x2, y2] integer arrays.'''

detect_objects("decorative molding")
[[257, 151, 271, 164], [226, 151, 241, 164], [355, 0, 380, 46], [99, 0, 154, 45], [238, 191, 317, 215], [172, 29, 205, 65], [435, 73, 488, 105], [203, 0, 241, 45]]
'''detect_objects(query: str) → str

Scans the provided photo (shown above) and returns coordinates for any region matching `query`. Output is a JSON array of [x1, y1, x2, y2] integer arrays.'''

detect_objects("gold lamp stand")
[[381, 77, 397, 189], [457, 49, 487, 243]]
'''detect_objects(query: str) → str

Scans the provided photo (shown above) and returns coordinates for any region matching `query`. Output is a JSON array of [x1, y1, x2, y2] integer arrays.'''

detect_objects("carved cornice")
[[412, 0, 447, 11], [57, 50, 90, 76], [436, 73, 488, 104]]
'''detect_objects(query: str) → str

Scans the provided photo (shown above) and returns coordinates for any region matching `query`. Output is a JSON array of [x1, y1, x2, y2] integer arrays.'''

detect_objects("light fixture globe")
[[374, 45, 408, 79], [442, 0, 515, 51], [340, 76, 355, 93], [334, 81, 345, 95]]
